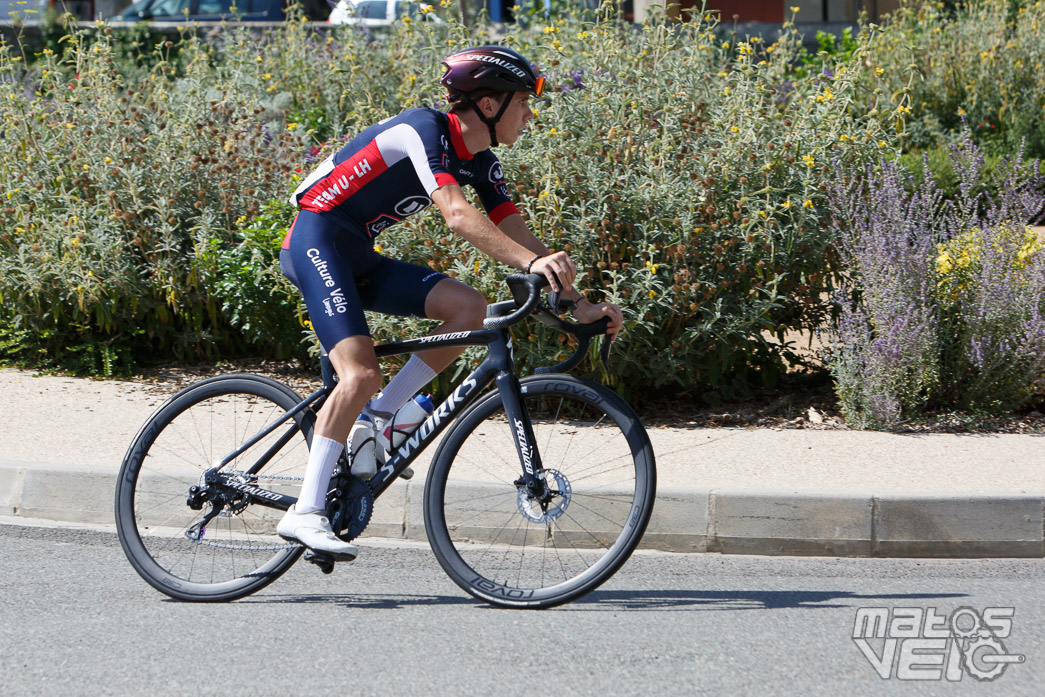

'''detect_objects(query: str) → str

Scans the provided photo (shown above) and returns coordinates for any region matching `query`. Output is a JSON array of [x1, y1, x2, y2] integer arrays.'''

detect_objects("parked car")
[[111, 0, 328, 22], [327, 0, 441, 26]]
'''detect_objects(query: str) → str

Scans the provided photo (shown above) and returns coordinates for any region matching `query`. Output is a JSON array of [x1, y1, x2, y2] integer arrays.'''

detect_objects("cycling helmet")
[[441, 46, 545, 147]]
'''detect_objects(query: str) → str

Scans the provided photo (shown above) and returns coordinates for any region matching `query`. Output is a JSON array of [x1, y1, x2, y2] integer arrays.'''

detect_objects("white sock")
[[369, 354, 437, 415], [296, 435, 343, 513]]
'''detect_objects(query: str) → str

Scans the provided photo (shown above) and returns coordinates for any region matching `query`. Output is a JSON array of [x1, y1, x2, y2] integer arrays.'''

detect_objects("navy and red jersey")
[[288, 108, 518, 239]]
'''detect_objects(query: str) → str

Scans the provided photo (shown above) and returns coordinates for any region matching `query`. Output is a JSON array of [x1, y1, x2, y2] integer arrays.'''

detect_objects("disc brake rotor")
[[517, 469, 572, 524]]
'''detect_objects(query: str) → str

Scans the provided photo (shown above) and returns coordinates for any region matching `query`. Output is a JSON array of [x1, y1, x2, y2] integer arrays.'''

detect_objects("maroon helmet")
[[441, 46, 545, 101], [441, 46, 544, 147]]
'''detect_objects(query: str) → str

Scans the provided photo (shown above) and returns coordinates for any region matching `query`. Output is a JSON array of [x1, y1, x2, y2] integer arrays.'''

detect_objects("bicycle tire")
[[423, 375, 656, 609], [115, 374, 313, 602]]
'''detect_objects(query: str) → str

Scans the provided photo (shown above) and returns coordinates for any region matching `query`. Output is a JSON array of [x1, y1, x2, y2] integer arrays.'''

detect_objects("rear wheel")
[[424, 376, 656, 608], [115, 374, 313, 601]]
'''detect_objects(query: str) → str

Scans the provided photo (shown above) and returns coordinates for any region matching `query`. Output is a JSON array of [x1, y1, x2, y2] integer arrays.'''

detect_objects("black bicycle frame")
[[208, 324, 546, 509]]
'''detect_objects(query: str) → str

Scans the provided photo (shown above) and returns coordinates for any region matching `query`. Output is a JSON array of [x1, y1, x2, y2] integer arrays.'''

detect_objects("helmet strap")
[[467, 93, 513, 148]]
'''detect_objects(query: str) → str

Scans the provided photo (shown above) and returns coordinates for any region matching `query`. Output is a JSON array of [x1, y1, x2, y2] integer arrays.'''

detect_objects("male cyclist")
[[276, 46, 623, 558]]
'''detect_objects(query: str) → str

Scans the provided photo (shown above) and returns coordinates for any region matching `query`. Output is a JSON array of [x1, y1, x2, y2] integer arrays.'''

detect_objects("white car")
[[327, 0, 442, 25]]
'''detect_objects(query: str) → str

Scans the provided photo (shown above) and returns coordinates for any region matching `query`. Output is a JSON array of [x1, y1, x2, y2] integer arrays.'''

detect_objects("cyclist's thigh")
[[359, 254, 447, 319], [283, 210, 372, 349]]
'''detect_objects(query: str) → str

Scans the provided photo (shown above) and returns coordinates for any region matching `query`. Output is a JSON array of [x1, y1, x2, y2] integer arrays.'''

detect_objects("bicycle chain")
[[222, 470, 304, 482], [190, 538, 300, 551]]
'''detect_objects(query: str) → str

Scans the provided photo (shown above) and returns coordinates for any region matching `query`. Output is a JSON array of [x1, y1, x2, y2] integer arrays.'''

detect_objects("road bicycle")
[[115, 274, 656, 609]]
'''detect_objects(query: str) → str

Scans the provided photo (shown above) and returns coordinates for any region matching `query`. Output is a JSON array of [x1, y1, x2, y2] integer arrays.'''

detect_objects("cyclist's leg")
[[362, 260, 486, 412], [278, 212, 382, 556]]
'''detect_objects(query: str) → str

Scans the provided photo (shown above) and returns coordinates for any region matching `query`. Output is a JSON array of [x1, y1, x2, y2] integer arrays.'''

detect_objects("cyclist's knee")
[[428, 281, 487, 328], [458, 288, 487, 328], [335, 363, 383, 399]]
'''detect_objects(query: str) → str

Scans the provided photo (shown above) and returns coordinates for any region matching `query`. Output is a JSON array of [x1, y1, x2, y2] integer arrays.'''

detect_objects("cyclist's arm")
[[432, 184, 575, 292], [497, 208, 624, 340]]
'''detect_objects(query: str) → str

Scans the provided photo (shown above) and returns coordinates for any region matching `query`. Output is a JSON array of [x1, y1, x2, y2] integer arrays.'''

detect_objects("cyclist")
[[276, 45, 623, 558]]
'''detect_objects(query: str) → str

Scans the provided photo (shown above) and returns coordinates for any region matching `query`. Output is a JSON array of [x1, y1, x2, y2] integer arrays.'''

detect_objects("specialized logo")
[[225, 480, 285, 502], [420, 331, 471, 343], [514, 419, 535, 475], [852, 606, 1025, 682], [394, 195, 432, 217], [461, 52, 528, 79], [489, 161, 504, 183]]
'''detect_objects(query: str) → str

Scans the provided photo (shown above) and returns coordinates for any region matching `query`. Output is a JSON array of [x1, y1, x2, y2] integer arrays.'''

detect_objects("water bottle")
[[382, 394, 435, 451], [348, 414, 378, 480]]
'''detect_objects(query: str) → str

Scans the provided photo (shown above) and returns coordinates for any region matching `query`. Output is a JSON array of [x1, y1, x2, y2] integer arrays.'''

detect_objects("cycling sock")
[[296, 435, 343, 513], [370, 354, 437, 415]]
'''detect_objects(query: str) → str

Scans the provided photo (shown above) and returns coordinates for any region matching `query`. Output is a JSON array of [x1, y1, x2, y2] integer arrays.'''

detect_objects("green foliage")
[[1, 3, 895, 401], [850, 0, 1045, 158], [196, 199, 306, 360]]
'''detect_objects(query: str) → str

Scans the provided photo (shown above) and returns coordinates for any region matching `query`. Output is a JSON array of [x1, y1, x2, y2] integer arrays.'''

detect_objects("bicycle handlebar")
[[482, 274, 612, 374]]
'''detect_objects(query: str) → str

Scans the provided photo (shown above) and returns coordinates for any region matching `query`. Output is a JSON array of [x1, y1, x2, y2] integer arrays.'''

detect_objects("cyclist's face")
[[494, 92, 534, 146]]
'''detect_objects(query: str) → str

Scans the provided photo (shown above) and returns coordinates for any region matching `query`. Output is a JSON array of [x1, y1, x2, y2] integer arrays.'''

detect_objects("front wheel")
[[424, 375, 656, 609]]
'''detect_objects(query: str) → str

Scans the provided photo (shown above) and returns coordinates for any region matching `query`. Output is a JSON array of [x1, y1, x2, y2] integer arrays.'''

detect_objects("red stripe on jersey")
[[488, 201, 520, 225], [447, 113, 473, 161], [281, 212, 299, 249], [300, 141, 387, 213], [434, 172, 459, 189]]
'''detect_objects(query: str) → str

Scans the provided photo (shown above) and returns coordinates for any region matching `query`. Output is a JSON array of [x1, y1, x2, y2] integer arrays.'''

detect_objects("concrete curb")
[[2, 460, 1043, 557]]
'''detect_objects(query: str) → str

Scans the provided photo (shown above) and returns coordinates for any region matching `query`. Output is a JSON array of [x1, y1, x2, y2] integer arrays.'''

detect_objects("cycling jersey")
[[286, 107, 518, 241], [280, 107, 520, 349]]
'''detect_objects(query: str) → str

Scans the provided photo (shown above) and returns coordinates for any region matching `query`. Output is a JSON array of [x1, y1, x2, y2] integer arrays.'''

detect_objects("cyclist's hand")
[[573, 299, 623, 341], [531, 251, 576, 294]]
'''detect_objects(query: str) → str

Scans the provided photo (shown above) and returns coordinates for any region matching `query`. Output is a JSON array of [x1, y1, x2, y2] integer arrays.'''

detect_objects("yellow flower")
[[649, 290, 657, 299], [730, 126, 738, 132], [287, 122, 298, 131], [803, 199, 814, 209], [802, 155, 815, 168], [936, 252, 954, 275], [721, 41, 730, 49], [374, 244, 384, 253], [781, 201, 792, 209], [104, 157, 112, 164]]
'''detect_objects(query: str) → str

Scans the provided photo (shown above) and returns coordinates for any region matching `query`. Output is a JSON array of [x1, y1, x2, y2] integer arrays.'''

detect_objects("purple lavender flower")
[[826, 126, 1045, 427]]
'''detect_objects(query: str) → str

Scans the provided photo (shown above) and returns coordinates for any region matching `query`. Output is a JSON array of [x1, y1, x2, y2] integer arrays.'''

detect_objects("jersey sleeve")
[[471, 151, 520, 225], [372, 110, 459, 196]]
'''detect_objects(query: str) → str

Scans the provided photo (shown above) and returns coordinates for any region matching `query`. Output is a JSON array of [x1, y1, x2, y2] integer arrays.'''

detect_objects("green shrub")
[[852, 0, 1045, 158], [1, 4, 894, 401]]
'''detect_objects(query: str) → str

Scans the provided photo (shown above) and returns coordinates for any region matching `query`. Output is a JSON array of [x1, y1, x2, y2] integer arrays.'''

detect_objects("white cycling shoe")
[[277, 505, 358, 560]]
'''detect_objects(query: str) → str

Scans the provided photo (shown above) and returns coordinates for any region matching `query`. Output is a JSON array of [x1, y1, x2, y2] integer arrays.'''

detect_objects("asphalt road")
[[1, 521, 1043, 697]]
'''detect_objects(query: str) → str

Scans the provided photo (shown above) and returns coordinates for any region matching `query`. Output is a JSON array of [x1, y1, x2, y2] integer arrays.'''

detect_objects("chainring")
[[330, 475, 374, 543]]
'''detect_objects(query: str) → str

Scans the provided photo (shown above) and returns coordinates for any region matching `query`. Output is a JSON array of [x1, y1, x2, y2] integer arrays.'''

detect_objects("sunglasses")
[[533, 76, 546, 98]]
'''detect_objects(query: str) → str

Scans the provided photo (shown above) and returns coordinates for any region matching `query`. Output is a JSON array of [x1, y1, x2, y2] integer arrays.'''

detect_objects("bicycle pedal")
[[304, 550, 340, 573]]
